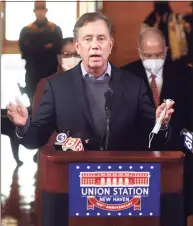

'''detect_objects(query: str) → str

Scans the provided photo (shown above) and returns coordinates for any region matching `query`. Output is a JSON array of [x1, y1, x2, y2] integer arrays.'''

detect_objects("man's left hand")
[[156, 100, 175, 126]]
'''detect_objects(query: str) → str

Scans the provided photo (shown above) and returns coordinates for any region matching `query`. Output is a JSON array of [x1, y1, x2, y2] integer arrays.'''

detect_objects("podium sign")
[[69, 163, 160, 217]]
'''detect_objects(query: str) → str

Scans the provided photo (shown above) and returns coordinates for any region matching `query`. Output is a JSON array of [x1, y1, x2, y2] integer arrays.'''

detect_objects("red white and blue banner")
[[69, 163, 160, 217]]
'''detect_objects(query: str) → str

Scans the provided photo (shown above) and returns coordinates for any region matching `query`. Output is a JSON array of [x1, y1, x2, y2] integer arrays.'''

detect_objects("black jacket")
[[18, 63, 168, 150], [122, 59, 192, 150], [19, 18, 63, 78]]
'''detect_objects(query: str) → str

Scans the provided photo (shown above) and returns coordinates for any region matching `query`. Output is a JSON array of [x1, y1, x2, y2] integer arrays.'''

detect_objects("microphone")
[[180, 128, 193, 153], [105, 87, 113, 111], [104, 87, 113, 150], [62, 137, 84, 152]]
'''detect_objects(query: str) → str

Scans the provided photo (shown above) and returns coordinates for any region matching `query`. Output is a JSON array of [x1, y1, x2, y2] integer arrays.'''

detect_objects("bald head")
[[139, 28, 166, 48], [138, 28, 167, 60]]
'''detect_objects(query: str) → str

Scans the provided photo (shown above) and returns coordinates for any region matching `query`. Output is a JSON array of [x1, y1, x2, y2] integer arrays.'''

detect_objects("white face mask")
[[142, 59, 165, 75], [61, 57, 81, 71]]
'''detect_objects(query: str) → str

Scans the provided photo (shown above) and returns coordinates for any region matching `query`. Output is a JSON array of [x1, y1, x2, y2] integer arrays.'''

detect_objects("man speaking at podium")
[[6, 12, 174, 151]]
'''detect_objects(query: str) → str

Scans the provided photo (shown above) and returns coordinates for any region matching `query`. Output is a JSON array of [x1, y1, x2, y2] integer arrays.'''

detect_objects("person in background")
[[142, 1, 173, 46], [32, 37, 81, 115], [183, 2, 193, 67], [121, 27, 193, 225], [32, 37, 81, 162], [183, 5, 193, 219], [18, 0, 63, 112], [122, 27, 192, 150], [142, 1, 188, 62]]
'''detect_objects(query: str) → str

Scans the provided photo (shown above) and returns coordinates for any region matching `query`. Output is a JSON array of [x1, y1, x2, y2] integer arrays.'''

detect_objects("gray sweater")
[[83, 76, 110, 137]]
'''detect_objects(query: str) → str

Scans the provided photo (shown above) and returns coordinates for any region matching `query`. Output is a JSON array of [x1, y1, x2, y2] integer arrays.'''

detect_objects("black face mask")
[[154, 2, 171, 16]]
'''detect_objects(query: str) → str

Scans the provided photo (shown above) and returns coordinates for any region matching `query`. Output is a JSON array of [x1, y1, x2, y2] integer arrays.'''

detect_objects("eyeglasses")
[[60, 51, 80, 58]]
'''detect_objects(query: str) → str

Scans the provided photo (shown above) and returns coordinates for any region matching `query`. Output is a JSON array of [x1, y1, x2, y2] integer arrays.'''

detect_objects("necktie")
[[150, 74, 160, 108]]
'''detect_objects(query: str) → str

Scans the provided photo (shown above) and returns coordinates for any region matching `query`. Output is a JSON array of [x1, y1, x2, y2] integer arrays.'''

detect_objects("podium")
[[38, 149, 184, 226]]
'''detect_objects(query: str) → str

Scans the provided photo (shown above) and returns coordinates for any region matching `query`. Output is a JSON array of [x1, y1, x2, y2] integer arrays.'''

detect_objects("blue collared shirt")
[[81, 61, 111, 80]]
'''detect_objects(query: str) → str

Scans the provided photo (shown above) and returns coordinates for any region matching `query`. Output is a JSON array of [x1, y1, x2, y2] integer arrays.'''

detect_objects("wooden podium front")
[[37, 149, 184, 226]]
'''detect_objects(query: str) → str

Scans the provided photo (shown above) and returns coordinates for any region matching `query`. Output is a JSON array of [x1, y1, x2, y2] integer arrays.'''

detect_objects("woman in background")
[[32, 37, 81, 162]]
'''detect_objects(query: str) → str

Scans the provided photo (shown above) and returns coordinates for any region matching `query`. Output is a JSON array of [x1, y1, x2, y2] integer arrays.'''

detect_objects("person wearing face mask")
[[31, 37, 81, 162], [32, 37, 81, 115], [122, 29, 193, 225], [121, 27, 192, 151], [60, 52, 82, 71], [142, 1, 172, 46], [142, 1, 188, 62]]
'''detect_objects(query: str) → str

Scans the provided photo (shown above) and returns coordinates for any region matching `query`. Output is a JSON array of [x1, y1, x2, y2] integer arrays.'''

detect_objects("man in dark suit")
[[122, 27, 193, 223], [6, 12, 174, 151], [122, 27, 192, 150]]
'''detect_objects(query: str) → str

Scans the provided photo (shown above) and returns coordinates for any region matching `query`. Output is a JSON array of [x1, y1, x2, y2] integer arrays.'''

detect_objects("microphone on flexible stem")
[[104, 87, 113, 150]]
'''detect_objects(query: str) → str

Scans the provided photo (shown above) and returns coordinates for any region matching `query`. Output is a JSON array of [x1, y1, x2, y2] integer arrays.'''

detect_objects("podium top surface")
[[40, 148, 184, 163]]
